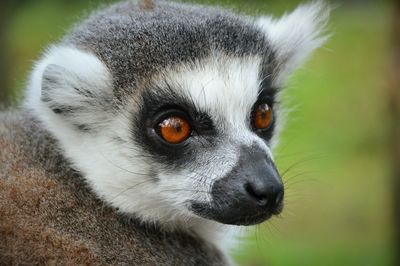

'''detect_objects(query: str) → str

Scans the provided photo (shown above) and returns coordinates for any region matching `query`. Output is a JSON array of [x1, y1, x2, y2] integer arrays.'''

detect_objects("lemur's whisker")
[[283, 170, 321, 185], [99, 152, 154, 177], [109, 180, 155, 203], [279, 153, 332, 176]]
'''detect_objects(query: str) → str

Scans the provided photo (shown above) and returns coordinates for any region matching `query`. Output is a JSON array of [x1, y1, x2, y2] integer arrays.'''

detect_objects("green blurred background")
[[0, 0, 396, 265]]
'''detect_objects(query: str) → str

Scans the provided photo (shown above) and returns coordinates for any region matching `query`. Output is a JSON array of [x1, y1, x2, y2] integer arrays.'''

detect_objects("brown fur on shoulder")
[[0, 110, 227, 265], [139, 0, 155, 10]]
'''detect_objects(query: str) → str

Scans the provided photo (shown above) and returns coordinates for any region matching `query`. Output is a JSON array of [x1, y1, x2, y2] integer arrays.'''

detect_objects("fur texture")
[[0, 112, 226, 265], [1, 0, 328, 264]]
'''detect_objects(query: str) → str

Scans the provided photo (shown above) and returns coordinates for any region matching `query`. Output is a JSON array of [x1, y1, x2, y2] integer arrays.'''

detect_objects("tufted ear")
[[257, 2, 330, 86], [27, 46, 114, 132]]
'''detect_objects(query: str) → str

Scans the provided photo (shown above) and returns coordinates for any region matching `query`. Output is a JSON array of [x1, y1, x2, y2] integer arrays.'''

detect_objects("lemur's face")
[[29, 1, 328, 228], [130, 56, 283, 225]]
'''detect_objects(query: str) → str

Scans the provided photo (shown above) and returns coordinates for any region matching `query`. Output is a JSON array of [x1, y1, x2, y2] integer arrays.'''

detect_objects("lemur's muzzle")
[[191, 147, 284, 225]]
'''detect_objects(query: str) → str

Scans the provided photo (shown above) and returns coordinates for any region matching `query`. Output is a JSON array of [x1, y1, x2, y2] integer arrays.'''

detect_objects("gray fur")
[[64, 0, 272, 97]]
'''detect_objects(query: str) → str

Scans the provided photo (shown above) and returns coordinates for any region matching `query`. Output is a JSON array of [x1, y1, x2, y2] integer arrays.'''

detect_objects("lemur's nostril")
[[244, 179, 284, 212], [244, 182, 268, 206]]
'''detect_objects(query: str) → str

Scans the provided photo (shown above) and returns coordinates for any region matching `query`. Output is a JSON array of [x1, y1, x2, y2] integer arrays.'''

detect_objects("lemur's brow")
[[139, 84, 213, 124]]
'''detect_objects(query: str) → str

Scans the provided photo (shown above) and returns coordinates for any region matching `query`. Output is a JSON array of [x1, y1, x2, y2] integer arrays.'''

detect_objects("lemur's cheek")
[[190, 147, 284, 225]]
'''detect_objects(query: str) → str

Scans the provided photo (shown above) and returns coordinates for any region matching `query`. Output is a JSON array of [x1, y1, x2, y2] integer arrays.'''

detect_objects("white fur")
[[27, 46, 113, 113], [256, 1, 329, 87]]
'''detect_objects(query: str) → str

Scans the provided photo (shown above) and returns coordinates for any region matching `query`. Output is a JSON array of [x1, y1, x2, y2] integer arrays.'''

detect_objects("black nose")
[[238, 149, 284, 215], [190, 146, 285, 226], [244, 178, 284, 214]]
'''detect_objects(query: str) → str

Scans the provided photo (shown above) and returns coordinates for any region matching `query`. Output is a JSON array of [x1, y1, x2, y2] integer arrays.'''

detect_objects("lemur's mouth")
[[190, 147, 284, 226], [190, 198, 283, 226]]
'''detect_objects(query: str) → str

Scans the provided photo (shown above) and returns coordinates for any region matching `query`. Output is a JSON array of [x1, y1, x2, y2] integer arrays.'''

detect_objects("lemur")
[[0, 0, 328, 264]]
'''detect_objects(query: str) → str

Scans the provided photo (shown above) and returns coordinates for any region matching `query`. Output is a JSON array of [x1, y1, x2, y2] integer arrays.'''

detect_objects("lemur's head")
[[27, 0, 328, 228]]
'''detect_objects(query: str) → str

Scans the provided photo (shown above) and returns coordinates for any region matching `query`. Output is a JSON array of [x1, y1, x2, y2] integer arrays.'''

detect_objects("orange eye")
[[159, 116, 191, 144], [254, 103, 273, 130]]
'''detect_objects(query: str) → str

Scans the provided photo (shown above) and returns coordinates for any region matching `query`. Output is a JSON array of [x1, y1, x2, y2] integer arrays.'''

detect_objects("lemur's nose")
[[238, 151, 284, 215], [191, 146, 285, 225], [244, 176, 284, 214]]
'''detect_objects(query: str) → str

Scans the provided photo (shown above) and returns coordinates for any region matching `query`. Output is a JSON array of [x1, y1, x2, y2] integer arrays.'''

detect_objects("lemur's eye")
[[158, 116, 191, 144], [254, 103, 273, 130]]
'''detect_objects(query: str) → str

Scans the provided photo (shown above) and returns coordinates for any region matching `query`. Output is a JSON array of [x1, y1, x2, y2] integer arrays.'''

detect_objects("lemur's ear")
[[27, 46, 114, 131], [257, 2, 330, 86]]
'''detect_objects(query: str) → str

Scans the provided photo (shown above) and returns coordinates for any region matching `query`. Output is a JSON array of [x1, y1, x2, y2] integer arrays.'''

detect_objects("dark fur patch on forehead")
[[64, 1, 271, 96]]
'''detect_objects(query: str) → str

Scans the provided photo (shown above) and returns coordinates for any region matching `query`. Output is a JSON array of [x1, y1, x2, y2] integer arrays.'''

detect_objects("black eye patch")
[[250, 74, 279, 142], [131, 84, 217, 169]]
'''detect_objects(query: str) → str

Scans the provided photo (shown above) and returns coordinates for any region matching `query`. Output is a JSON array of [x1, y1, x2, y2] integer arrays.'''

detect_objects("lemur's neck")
[[188, 219, 239, 257]]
